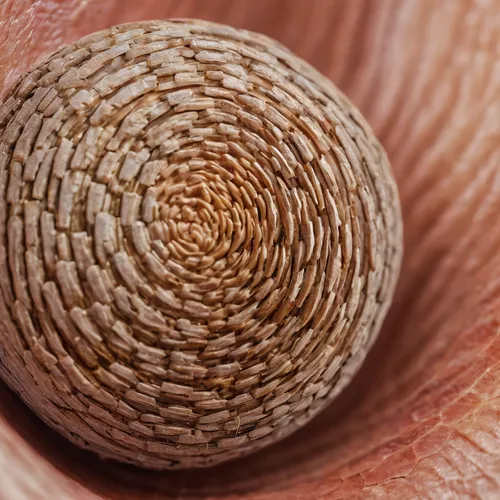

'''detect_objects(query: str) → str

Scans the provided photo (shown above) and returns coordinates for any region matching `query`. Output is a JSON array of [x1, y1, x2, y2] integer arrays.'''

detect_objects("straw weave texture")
[[0, 19, 402, 469]]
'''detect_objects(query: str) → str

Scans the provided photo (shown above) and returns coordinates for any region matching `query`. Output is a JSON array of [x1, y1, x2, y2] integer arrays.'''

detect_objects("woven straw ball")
[[0, 19, 402, 469]]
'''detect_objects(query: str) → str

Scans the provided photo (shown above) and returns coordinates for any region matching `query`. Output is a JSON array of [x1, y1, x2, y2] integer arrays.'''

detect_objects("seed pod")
[[0, 19, 402, 469]]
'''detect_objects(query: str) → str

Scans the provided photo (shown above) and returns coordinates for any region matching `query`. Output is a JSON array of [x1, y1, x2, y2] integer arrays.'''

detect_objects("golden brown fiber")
[[0, 19, 402, 469]]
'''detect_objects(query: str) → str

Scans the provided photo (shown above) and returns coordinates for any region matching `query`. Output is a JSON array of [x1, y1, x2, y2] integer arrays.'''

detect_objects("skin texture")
[[1, 0, 500, 498]]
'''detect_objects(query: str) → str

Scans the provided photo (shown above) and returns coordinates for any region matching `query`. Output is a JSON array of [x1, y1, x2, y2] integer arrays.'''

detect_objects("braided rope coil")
[[0, 19, 402, 469]]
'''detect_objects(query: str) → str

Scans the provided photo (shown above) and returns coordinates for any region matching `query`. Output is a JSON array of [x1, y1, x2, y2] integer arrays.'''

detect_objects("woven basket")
[[0, 19, 402, 469]]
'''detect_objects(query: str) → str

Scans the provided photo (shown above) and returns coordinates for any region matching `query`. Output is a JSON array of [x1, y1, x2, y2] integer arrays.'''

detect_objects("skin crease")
[[1, 0, 500, 498]]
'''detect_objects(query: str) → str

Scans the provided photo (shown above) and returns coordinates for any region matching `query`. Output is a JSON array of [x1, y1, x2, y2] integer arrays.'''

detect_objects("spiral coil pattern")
[[0, 20, 402, 469]]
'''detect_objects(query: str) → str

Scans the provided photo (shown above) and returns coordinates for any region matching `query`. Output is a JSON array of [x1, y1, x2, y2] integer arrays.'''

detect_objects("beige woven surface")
[[0, 19, 402, 469]]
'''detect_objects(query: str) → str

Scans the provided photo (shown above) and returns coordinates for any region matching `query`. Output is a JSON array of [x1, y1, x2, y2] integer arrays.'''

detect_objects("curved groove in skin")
[[1, 0, 500, 498]]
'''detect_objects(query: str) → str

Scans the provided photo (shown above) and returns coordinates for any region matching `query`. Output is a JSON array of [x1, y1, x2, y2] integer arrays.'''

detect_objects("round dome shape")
[[0, 19, 402, 469]]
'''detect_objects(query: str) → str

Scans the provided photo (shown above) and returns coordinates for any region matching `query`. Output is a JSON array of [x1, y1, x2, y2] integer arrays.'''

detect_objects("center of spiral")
[[157, 160, 238, 270]]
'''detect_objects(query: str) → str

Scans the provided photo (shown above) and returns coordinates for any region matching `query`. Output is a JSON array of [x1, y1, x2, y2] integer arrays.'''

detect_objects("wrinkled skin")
[[1, 0, 500, 498]]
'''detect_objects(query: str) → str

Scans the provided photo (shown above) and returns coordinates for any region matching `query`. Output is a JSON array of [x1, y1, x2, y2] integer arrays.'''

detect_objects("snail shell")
[[0, 19, 402, 469]]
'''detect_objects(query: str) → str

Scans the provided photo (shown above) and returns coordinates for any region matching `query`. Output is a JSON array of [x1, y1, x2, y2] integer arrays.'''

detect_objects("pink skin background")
[[1, 0, 500, 498]]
